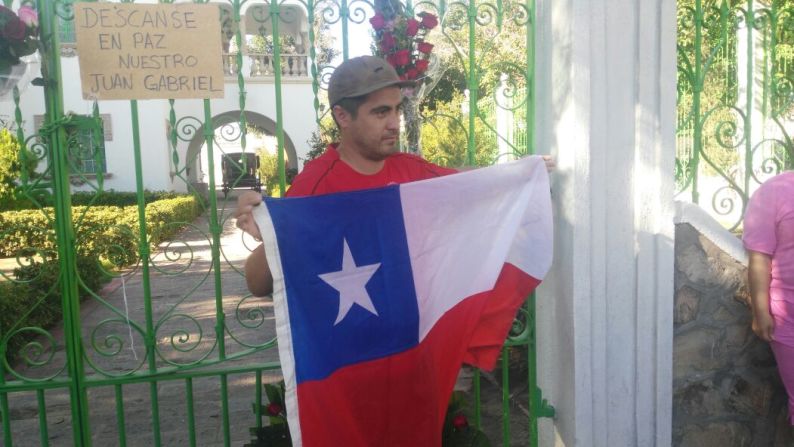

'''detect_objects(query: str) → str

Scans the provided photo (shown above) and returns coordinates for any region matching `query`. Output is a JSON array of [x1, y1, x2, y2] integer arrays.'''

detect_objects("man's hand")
[[234, 191, 264, 241], [752, 311, 775, 342], [540, 154, 556, 172], [234, 191, 274, 296]]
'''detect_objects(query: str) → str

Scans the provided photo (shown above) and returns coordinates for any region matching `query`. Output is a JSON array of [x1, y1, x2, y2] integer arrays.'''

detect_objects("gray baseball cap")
[[328, 56, 415, 107]]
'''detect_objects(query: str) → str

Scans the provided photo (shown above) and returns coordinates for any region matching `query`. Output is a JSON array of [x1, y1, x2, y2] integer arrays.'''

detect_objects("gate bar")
[[37, 1, 92, 445], [130, 99, 163, 447]]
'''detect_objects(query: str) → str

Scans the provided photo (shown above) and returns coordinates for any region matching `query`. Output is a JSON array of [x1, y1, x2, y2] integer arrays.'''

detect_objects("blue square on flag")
[[265, 186, 420, 383]]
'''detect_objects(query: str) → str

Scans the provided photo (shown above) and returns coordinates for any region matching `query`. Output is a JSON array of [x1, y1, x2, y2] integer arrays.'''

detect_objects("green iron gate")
[[676, 0, 794, 230], [0, 0, 551, 445]]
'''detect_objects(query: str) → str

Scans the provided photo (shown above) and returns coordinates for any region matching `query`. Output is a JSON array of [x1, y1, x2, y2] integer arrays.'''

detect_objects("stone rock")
[[724, 322, 752, 353], [675, 224, 744, 292], [675, 286, 701, 325], [673, 222, 789, 446], [676, 244, 710, 284], [773, 407, 794, 447], [711, 304, 734, 322], [678, 422, 751, 447], [726, 373, 772, 417], [674, 328, 722, 379], [674, 379, 727, 418]]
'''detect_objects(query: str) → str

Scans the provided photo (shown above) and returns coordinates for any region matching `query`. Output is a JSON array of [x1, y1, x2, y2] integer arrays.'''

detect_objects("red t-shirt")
[[286, 144, 456, 197]]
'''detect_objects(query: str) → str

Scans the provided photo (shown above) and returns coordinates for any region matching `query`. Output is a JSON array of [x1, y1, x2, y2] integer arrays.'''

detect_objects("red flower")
[[369, 13, 386, 30], [452, 414, 468, 429], [0, 14, 25, 40], [379, 32, 396, 52], [420, 13, 438, 29], [417, 42, 434, 54], [415, 59, 429, 73], [266, 403, 283, 416], [404, 68, 419, 80], [393, 49, 411, 66], [405, 18, 420, 37]]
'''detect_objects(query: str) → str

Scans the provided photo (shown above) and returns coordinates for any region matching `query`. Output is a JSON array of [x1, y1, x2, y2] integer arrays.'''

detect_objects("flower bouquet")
[[370, 9, 438, 83], [370, 1, 439, 154], [0, 4, 38, 96], [0, 5, 38, 71]]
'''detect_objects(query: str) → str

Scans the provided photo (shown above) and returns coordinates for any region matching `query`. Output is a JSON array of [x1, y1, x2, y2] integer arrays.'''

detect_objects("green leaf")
[[264, 383, 285, 406]]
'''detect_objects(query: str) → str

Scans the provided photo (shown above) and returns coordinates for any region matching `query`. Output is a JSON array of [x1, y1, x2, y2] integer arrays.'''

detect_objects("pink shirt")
[[743, 171, 794, 301]]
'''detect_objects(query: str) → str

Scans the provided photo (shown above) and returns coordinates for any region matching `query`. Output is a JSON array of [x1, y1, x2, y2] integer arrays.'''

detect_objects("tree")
[[421, 1, 533, 112], [0, 128, 36, 208], [421, 92, 498, 167], [676, 0, 794, 178]]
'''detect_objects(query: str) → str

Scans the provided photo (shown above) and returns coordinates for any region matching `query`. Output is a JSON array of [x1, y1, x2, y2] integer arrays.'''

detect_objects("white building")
[[0, 1, 316, 193]]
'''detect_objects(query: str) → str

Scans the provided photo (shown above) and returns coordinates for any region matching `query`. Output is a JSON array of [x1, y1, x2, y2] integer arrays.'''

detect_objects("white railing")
[[222, 53, 309, 78]]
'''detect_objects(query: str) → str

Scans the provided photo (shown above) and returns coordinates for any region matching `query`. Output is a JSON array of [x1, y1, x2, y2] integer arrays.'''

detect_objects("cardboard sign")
[[74, 3, 225, 100]]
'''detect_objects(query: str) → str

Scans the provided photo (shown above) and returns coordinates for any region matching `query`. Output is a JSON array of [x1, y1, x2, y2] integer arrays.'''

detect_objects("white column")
[[534, 0, 676, 445]]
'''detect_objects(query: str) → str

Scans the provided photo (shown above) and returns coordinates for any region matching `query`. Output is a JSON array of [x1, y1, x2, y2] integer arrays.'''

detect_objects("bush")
[[1, 255, 105, 359], [0, 128, 37, 209], [0, 196, 201, 267], [69, 190, 185, 207], [421, 92, 498, 168], [2, 189, 189, 212]]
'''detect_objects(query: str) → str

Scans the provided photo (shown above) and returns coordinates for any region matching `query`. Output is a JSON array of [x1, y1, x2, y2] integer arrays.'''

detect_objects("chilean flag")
[[253, 155, 553, 446]]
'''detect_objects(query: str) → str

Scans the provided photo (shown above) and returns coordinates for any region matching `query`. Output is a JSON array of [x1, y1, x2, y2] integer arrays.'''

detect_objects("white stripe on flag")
[[399, 156, 553, 341], [253, 204, 304, 447]]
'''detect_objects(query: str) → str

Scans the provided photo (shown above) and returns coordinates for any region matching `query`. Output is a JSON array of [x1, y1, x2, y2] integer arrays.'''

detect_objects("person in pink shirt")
[[743, 171, 794, 423]]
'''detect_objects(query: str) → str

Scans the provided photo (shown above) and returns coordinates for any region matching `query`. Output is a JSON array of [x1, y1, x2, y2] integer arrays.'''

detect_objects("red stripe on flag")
[[294, 263, 540, 446]]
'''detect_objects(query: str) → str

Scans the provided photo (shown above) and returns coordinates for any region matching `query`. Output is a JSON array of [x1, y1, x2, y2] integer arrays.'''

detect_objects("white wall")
[[535, 0, 676, 445]]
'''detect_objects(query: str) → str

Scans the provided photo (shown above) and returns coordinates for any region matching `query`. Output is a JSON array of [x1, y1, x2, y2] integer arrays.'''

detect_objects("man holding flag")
[[234, 55, 554, 446]]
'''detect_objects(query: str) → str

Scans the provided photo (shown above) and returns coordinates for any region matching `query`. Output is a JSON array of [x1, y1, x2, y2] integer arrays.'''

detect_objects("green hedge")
[[0, 195, 200, 359], [1, 255, 105, 358], [2, 189, 187, 212], [0, 196, 201, 266]]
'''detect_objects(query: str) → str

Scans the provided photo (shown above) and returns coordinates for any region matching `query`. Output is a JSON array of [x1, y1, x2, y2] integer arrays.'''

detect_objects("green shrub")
[[1, 255, 105, 359], [69, 190, 185, 207], [421, 92, 499, 168], [0, 196, 201, 266], [0, 129, 37, 208]]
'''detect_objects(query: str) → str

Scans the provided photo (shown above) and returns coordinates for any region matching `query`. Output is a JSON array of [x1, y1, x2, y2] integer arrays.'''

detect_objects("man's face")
[[339, 86, 403, 161]]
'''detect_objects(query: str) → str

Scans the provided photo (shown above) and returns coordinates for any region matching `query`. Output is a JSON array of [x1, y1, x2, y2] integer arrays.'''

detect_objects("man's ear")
[[333, 105, 352, 129]]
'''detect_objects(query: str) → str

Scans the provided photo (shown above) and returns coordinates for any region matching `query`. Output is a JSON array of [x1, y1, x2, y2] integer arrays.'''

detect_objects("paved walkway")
[[4, 193, 281, 446]]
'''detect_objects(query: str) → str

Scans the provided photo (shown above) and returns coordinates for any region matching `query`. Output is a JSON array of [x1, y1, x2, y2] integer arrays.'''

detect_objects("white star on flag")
[[318, 238, 382, 325]]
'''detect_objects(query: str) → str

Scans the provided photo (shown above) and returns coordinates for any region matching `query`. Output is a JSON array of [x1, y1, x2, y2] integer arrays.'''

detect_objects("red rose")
[[369, 13, 386, 30], [393, 49, 411, 66], [404, 68, 419, 80], [417, 42, 434, 54], [2, 16, 26, 40], [452, 414, 468, 429], [266, 403, 283, 416], [420, 13, 438, 29], [379, 32, 396, 52], [415, 59, 429, 73], [406, 18, 420, 37]]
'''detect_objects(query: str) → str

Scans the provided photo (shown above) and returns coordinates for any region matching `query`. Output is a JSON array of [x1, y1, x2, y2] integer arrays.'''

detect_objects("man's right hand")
[[234, 191, 264, 241], [234, 191, 274, 296]]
